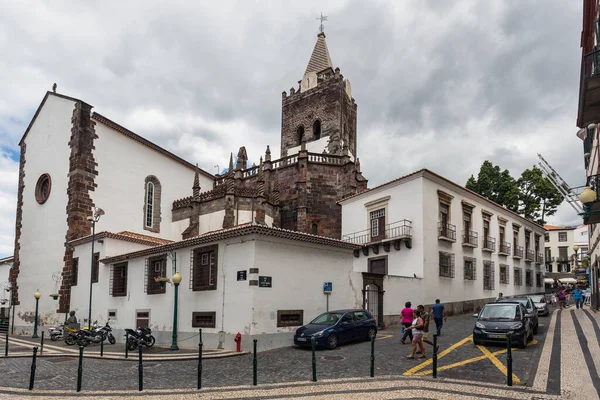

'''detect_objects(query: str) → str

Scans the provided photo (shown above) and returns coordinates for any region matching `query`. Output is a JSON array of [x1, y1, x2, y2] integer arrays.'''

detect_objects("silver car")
[[529, 294, 549, 316]]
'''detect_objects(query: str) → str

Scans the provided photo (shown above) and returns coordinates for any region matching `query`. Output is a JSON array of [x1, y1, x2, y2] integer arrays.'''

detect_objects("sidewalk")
[[0, 335, 247, 360]]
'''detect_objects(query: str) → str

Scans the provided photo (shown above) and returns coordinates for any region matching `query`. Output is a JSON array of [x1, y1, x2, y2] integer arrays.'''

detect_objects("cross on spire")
[[317, 12, 328, 33]]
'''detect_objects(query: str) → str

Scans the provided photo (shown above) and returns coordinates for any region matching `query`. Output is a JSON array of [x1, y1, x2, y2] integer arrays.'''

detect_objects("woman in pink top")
[[400, 302, 414, 344]]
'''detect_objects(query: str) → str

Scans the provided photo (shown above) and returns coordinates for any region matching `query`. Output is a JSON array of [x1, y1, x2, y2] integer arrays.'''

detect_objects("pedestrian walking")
[[558, 290, 567, 309], [495, 292, 504, 301], [550, 292, 557, 308], [406, 310, 426, 359], [573, 288, 584, 309], [400, 302, 414, 344], [432, 299, 447, 336], [416, 305, 439, 353]]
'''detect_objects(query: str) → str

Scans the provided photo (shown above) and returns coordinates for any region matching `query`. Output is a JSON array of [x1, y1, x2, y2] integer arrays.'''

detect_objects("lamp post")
[[87, 207, 104, 330], [170, 271, 182, 351], [32, 290, 41, 338], [573, 244, 580, 272]]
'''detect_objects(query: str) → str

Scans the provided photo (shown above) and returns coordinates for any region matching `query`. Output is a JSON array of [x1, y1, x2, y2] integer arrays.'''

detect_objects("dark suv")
[[473, 302, 533, 348], [495, 297, 539, 334]]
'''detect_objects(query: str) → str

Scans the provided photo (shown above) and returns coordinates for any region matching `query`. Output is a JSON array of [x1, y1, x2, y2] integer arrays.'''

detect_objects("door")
[[363, 274, 384, 329], [338, 313, 356, 343], [370, 209, 386, 241]]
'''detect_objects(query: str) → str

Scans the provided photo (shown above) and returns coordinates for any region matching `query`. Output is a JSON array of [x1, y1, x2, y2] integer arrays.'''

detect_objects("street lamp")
[[86, 207, 104, 329], [32, 289, 41, 338], [573, 244, 580, 273], [170, 271, 182, 351]]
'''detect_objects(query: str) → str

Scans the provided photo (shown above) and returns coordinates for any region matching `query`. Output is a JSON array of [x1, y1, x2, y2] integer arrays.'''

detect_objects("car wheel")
[[473, 335, 481, 346], [518, 336, 527, 349], [527, 328, 534, 341], [533, 324, 538, 335], [366, 327, 377, 341], [327, 334, 338, 350]]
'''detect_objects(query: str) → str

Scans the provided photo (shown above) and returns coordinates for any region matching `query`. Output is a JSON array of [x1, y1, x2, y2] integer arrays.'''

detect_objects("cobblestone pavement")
[[0, 309, 598, 399]]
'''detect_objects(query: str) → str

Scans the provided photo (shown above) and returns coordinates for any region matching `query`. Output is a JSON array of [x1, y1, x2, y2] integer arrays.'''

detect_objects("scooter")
[[48, 326, 63, 341]]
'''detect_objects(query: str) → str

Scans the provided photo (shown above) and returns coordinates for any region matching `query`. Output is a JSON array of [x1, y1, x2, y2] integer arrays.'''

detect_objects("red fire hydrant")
[[234, 332, 242, 352]]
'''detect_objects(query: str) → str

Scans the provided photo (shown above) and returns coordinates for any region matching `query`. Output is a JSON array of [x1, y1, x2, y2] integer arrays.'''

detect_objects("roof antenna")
[[52, 83, 57, 93], [317, 12, 328, 33]]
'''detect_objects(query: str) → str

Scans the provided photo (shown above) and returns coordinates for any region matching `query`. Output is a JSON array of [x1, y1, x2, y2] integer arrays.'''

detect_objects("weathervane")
[[317, 12, 328, 33]]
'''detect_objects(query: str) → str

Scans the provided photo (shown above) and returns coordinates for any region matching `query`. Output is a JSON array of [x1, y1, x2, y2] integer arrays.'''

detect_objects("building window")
[[311, 223, 318, 235], [92, 253, 100, 283], [110, 262, 128, 297], [464, 257, 476, 280], [558, 246, 568, 261], [483, 261, 495, 291], [34, 173, 52, 205], [370, 209, 385, 241], [277, 310, 304, 327], [499, 264, 509, 284], [544, 232, 549, 242], [368, 257, 387, 275], [192, 312, 216, 328], [536, 272, 543, 287], [525, 270, 533, 287], [191, 245, 218, 291], [439, 252, 455, 278], [546, 264, 553, 273], [108, 310, 117, 319], [143, 176, 161, 233], [558, 232, 567, 242], [297, 126, 305, 144], [514, 268, 522, 286], [71, 257, 79, 286], [136, 311, 150, 328], [145, 255, 167, 295], [313, 120, 321, 140]]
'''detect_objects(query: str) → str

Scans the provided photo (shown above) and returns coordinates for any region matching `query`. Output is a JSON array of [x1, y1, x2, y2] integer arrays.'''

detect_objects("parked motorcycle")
[[48, 326, 63, 341], [98, 320, 116, 345], [125, 327, 156, 351]]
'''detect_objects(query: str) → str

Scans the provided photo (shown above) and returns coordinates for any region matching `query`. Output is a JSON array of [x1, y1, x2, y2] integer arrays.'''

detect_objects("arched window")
[[297, 126, 305, 145], [311, 223, 318, 235], [313, 120, 321, 140], [144, 176, 162, 232]]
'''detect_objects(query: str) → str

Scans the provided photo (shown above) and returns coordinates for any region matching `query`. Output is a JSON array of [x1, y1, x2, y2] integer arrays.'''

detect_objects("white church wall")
[[92, 121, 213, 241], [15, 95, 75, 333], [199, 210, 226, 234]]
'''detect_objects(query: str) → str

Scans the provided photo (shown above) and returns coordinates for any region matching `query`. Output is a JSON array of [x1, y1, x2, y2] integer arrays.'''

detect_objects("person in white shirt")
[[406, 310, 426, 359]]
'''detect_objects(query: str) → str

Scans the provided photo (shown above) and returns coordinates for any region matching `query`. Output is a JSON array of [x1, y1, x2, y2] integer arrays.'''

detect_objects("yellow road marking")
[[375, 334, 393, 341], [477, 345, 521, 384], [403, 336, 472, 376]]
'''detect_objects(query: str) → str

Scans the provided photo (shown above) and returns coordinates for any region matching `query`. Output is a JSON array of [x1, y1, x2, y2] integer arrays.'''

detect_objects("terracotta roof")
[[92, 112, 213, 179], [100, 223, 359, 264], [339, 169, 544, 229], [69, 231, 174, 248], [543, 225, 577, 231], [305, 33, 333, 76], [20, 91, 92, 146]]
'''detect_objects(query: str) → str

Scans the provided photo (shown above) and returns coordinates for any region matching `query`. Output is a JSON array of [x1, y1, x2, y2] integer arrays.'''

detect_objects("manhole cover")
[[322, 355, 345, 361]]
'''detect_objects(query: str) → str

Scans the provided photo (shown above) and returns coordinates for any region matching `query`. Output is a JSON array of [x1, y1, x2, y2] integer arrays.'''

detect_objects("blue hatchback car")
[[293, 309, 377, 349]]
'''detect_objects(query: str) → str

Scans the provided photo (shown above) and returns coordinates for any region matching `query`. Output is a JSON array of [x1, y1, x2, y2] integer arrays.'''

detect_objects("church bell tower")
[[280, 32, 357, 159]]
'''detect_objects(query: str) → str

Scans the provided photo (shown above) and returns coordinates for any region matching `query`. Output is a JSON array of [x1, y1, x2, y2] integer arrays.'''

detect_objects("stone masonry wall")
[[9, 142, 26, 305]]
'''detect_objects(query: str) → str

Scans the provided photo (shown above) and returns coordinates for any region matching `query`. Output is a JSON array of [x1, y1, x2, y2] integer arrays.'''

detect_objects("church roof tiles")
[[69, 230, 173, 248], [304, 33, 333, 76]]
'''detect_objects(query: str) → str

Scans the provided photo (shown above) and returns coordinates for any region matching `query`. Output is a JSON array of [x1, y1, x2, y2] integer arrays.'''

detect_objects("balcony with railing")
[[482, 236, 496, 253], [578, 48, 600, 128], [545, 256, 556, 263], [499, 242, 511, 256], [513, 245, 524, 259], [342, 220, 412, 245], [525, 249, 534, 263], [557, 256, 569, 263], [438, 223, 456, 242], [462, 230, 478, 247], [536, 253, 543, 265]]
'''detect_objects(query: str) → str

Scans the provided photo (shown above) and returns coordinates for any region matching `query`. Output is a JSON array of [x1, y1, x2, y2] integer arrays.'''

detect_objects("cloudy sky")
[[0, 0, 585, 257]]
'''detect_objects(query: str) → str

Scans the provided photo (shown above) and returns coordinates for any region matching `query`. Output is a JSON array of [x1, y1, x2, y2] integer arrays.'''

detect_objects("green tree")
[[466, 161, 519, 212], [516, 166, 564, 224]]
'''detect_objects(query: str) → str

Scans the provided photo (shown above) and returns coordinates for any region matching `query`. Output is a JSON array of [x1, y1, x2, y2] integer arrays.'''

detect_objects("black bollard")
[[28, 346, 38, 390], [40, 331, 44, 355], [76, 346, 84, 392], [432, 334, 438, 378], [311, 337, 317, 382], [370, 334, 375, 377], [253, 339, 257, 386], [4, 333, 8, 357], [138, 342, 143, 391], [506, 333, 513, 387], [100, 336, 104, 357], [125, 332, 129, 359], [197, 329, 203, 390]]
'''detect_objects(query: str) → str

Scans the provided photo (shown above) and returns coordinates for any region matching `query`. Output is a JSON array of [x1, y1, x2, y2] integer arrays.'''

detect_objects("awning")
[[544, 278, 555, 283], [557, 277, 577, 284]]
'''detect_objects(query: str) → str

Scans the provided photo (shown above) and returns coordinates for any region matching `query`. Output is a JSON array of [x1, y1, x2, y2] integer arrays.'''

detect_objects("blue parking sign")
[[323, 282, 332, 293]]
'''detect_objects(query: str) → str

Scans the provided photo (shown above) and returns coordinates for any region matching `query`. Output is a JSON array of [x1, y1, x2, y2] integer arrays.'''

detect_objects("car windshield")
[[310, 312, 344, 325], [529, 295, 545, 303], [499, 298, 528, 308], [479, 305, 519, 320]]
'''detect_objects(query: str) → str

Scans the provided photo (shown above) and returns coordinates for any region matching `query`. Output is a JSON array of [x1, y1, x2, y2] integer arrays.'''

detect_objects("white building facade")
[[543, 225, 578, 276], [340, 169, 546, 327]]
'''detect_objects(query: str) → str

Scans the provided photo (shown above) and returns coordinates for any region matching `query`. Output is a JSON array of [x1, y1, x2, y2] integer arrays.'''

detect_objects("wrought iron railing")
[[536, 253, 543, 264], [342, 220, 412, 245], [438, 223, 456, 241], [482, 236, 496, 252], [513, 246, 524, 258], [525, 249, 535, 262], [586, 173, 600, 195], [462, 230, 478, 247], [499, 242, 511, 255]]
